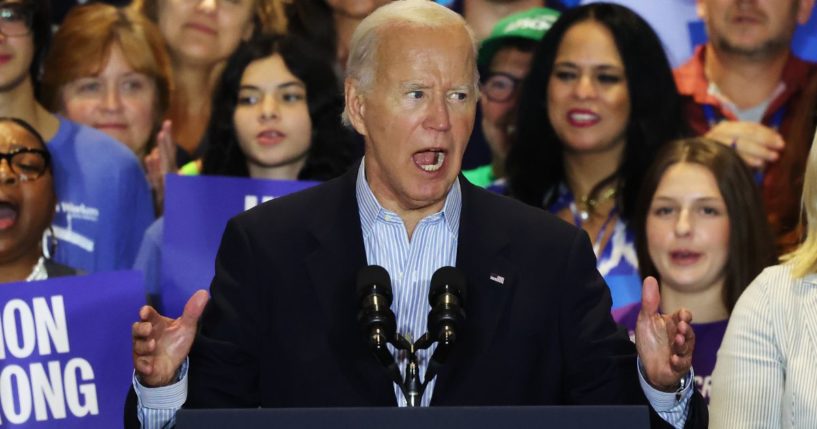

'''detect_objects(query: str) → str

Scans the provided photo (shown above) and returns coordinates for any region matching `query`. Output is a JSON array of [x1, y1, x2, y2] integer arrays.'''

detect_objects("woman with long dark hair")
[[189, 34, 357, 181], [136, 34, 358, 306], [506, 3, 687, 309]]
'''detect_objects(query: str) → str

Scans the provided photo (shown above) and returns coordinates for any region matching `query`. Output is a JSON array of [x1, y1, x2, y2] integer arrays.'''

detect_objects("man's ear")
[[345, 78, 368, 136], [797, 0, 815, 25]]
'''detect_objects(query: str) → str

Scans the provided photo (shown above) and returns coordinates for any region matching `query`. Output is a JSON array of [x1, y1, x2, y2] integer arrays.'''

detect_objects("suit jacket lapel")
[[303, 165, 396, 405], [433, 179, 515, 402]]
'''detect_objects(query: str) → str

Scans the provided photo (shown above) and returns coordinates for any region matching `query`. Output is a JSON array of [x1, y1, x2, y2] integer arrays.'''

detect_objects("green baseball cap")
[[478, 7, 560, 67]]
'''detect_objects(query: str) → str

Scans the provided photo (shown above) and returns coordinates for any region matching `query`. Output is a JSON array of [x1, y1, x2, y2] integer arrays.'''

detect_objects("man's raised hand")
[[132, 290, 209, 387], [635, 276, 695, 391]]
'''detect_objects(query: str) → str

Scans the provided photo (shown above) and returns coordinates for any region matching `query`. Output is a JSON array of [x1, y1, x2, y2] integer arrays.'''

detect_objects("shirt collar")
[[356, 157, 461, 237], [676, 45, 813, 114]]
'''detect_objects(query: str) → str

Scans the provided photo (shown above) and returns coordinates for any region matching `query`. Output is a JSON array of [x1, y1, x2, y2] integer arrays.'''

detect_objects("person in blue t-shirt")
[[0, 0, 154, 273]]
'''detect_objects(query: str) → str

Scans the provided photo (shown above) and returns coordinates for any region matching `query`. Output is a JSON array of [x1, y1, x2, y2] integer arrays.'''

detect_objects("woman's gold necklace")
[[575, 186, 617, 222]]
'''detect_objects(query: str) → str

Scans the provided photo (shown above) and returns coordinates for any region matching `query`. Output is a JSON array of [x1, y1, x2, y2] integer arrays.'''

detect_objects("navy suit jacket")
[[132, 165, 704, 428]]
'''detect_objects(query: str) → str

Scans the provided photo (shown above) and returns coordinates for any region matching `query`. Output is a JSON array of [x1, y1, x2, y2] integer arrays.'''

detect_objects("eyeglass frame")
[[480, 72, 523, 103], [0, 2, 33, 38], [0, 147, 51, 182]]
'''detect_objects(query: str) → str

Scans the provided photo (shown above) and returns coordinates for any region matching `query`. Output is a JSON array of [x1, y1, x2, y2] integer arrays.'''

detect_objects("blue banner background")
[[0, 271, 143, 428], [436, 0, 817, 66], [580, 0, 817, 66], [161, 175, 318, 317]]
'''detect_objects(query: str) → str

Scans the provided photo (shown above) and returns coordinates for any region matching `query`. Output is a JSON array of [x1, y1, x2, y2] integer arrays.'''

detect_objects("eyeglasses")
[[480, 72, 522, 103], [0, 3, 32, 37], [0, 148, 50, 182]]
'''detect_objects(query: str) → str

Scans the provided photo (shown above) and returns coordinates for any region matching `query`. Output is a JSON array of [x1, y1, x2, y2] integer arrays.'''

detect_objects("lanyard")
[[702, 104, 786, 185]]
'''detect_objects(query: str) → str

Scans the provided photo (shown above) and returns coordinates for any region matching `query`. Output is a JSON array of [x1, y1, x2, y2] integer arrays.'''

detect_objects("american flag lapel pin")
[[489, 273, 505, 285]]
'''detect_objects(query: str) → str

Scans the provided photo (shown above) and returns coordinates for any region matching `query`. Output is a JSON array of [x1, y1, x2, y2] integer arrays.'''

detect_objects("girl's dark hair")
[[506, 2, 687, 220], [633, 138, 776, 313], [18, 0, 51, 88], [285, 0, 337, 66], [200, 34, 357, 181]]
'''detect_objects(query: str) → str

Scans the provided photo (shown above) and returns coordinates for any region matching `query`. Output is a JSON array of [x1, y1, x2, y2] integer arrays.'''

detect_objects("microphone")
[[356, 265, 397, 354], [426, 266, 467, 346]]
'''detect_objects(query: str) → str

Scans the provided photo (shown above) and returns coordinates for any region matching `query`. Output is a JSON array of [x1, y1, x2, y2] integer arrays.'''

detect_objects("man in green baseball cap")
[[464, 7, 559, 190]]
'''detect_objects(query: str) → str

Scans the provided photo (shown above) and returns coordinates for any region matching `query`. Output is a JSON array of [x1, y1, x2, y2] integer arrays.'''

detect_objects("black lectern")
[[176, 405, 649, 428]]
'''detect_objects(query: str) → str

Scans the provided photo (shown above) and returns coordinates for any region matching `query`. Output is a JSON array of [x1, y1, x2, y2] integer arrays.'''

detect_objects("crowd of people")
[[1, 0, 816, 428]]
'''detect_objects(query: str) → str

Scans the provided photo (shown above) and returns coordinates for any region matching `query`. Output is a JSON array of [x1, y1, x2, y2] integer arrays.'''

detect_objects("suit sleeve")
[[556, 228, 706, 428], [557, 228, 643, 404], [185, 217, 263, 408]]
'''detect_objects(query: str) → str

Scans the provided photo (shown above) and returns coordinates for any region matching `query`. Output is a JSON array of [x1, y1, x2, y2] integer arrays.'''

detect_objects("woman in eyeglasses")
[[0, 117, 77, 282], [506, 3, 688, 310], [0, 0, 154, 275]]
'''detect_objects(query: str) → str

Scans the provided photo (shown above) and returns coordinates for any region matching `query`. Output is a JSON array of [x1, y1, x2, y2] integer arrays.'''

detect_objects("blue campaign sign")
[[161, 175, 318, 317], [793, 13, 817, 61], [0, 271, 143, 428]]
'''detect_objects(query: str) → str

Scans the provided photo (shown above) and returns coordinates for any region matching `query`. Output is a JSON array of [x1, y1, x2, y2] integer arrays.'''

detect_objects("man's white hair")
[[341, 0, 479, 127]]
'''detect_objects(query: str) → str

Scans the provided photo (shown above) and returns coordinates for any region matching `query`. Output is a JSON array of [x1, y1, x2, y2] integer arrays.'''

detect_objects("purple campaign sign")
[[161, 175, 318, 317], [0, 271, 143, 428]]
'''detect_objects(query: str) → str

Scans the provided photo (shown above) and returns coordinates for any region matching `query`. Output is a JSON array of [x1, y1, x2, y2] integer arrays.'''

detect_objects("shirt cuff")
[[133, 358, 189, 409], [636, 357, 694, 411]]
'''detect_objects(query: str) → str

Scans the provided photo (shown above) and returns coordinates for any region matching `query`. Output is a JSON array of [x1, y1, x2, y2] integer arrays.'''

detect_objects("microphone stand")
[[361, 266, 465, 407], [402, 342, 423, 407], [367, 333, 460, 407]]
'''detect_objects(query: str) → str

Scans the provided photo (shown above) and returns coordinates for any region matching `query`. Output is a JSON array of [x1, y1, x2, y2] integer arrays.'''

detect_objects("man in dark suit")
[[131, 1, 705, 427]]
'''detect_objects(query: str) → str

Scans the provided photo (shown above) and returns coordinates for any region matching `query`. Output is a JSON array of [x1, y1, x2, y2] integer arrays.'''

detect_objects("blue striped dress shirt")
[[355, 160, 461, 406]]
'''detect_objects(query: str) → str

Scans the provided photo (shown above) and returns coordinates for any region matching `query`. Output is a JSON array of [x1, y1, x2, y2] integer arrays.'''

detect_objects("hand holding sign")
[[132, 290, 209, 387], [635, 276, 695, 392]]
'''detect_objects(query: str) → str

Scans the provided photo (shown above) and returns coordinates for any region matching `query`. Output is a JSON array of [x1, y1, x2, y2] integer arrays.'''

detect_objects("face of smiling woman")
[[60, 44, 159, 157], [547, 19, 630, 156]]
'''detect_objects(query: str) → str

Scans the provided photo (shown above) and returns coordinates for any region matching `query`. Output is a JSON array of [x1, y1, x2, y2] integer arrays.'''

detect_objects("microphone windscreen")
[[356, 265, 393, 301], [429, 266, 466, 302]]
